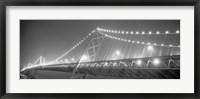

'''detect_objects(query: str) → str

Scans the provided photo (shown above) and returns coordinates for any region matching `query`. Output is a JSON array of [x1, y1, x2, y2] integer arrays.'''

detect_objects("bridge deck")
[[21, 55, 180, 79]]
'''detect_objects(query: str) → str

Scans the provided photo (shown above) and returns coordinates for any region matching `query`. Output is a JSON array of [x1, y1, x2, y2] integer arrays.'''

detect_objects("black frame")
[[0, 0, 200, 99]]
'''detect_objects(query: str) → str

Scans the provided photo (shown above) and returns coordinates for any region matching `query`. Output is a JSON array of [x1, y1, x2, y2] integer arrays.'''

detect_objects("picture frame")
[[0, 0, 200, 99]]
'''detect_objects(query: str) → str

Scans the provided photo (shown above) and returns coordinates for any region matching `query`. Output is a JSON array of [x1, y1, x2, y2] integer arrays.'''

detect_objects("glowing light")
[[105, 62, 108, 66], [116, 50, 121, 55], [176, 30, 180, 33], [142, 31, 145, 34], [136, 60, 142, 65], [153, 58, 160, 65], [147, 45, 154, 51], [149, 31, 152, 34], [81, 54, 90, 62], [71, 58, 75, 62], [102, 32, 180, 48], [131, 31, 133, 34], [165, 31, 169, 34]]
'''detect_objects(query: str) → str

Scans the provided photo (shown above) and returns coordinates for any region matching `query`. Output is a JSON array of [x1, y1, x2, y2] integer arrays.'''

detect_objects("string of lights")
[[97, 27, 180, 35], [98, 31, 180, 48], [51, 31, 95, 63]]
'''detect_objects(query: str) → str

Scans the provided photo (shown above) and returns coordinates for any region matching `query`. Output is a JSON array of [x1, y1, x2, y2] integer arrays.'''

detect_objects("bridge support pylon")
[[70, 29, 105, 79]]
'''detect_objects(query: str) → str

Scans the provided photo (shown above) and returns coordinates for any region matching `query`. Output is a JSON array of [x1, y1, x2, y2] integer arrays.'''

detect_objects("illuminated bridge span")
[[20, 27, 180, 79]]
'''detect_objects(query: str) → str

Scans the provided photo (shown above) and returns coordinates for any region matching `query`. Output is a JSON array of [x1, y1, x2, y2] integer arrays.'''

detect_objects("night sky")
[[20, 20, 180, 69]]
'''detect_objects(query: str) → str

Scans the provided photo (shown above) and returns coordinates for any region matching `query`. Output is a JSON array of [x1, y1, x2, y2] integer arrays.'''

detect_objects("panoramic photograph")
[[20, 20, 180, 79]]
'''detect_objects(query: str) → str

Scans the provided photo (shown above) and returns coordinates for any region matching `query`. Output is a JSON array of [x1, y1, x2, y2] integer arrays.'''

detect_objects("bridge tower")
[[70, 29, 105, 79]]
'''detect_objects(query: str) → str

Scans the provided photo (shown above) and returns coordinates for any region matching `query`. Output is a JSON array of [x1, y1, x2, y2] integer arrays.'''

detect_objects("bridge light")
[[131, 31, 133, 34], [169, 44, 172, 47], [161, 44, 164, 46], [137, 41, 140, 43], [154, 43, 157, 45], [165, 31, 169, 34], [156, 31, 160, 34], [176, 30, 180, 33], [136, 60, 142, 65], [71, 58, 75, 62], [153, 58, 160, 65], [65, 59, 69, 63], [118, 31, 120, 33], [122, 31, 124, 34], [105, 62, 108, 66], [149, 31, 152, 34], [132, 40, 135, 43], [147, 42, 150, 45], [116, 50, 121, 55], [115, 31, 117, 33], [142, 42, 145, 44], [142, 31, 145, 34], [81, 54, 89, 62], [147, 45, 154, 51], [136, 31, 139, 34]]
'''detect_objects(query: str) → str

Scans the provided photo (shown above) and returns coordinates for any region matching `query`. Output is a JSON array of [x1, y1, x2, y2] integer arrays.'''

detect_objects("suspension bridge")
[[20, 27, 180, 79]]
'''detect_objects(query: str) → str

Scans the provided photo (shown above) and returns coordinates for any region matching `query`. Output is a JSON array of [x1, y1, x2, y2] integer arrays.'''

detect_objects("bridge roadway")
[[21, 55, 180, 79]]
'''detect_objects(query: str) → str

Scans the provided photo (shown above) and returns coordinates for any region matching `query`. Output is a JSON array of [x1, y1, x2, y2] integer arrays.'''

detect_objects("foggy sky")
[[20, 20, 180, 68]]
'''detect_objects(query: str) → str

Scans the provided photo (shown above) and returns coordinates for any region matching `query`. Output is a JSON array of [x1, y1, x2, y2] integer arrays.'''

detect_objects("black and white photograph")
[[20, 20, 180, 79]]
